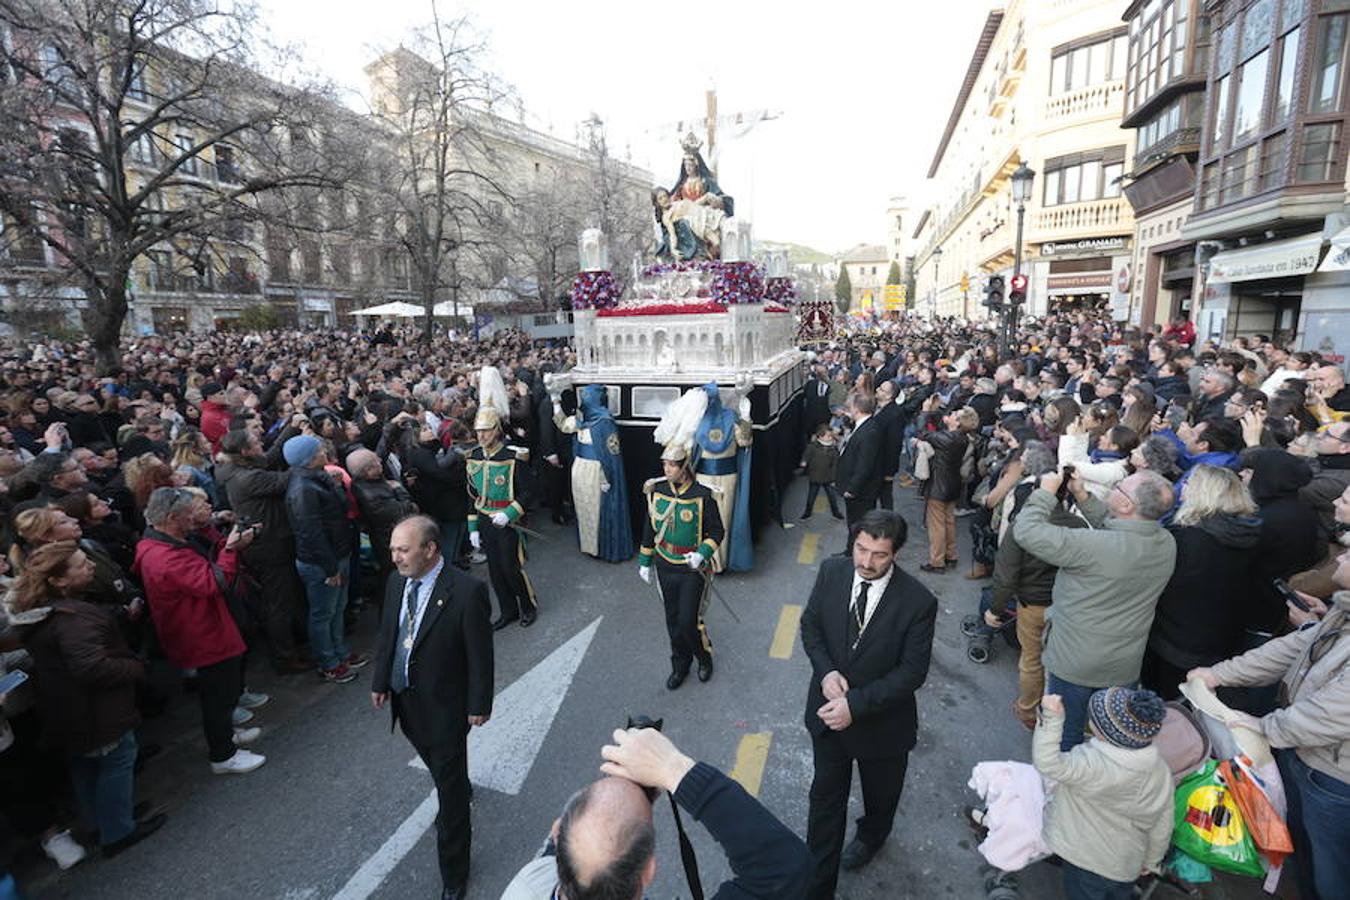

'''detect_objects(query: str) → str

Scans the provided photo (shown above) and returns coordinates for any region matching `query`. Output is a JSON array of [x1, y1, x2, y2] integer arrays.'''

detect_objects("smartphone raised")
[[0, 669, 29, 694], [1272, 578, 1311, 612]]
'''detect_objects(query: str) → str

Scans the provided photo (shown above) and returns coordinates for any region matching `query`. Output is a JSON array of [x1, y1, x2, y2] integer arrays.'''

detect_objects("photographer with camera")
[[501, 724, 809, 900], [1012, 467, 1176, 751]]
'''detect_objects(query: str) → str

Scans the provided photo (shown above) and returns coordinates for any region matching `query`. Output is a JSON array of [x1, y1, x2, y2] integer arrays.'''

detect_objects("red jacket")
[[200, 399, 232, 451], [1162, 319, 1196, 346], [133, 533, 245, 669]]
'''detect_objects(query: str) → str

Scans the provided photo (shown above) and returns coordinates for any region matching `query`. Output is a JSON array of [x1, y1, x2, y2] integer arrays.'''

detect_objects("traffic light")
[[982, 275, 1005, 311], [1008, 273, 1028, 307]]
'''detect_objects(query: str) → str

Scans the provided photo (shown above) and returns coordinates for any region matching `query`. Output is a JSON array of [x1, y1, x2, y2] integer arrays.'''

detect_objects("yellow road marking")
[[815, 492, 828, 514], [728, 732, 773, 797], [798, 532, 819, 565], [769, 604, 802, 660]]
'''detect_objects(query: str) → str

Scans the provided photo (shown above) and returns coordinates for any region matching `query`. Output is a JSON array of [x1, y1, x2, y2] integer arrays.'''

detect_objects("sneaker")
[[319, 664, 357, 684], [343, 652, 371, 671], [41, 830, 87, 870], [232, 726, 261, 746], [237, 690, 270, 709], [231, 707, 254, 726], [210, 749, 266, 775]]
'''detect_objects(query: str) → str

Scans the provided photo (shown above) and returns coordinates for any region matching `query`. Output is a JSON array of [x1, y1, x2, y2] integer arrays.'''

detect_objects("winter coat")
[[1014, 490, 1176, 687], [1212, 591, 1350, 782], [801, 439, 840, 484], [199, 398, 232, 451], [1151, 375, 1190, 404], [1033, 707, 1174, 882], [874, 401, 904, 477], [285, 466, 354, 578], [216, 457, 296, 566], [352, 477, 418, 565], [1056, 433, 1128, 499], [133, 532, 246, 670], [1246, 449, 1320, 633], [21, 599, 144, 755], [989, 499, 1085, 615], [919, 426, 968, 503], [1149, 515, 1263, 669], [402, 444, 467, 524]]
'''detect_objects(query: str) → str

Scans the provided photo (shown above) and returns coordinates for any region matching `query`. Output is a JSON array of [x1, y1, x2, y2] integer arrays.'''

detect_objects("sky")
[[253, 0, 995, 255]]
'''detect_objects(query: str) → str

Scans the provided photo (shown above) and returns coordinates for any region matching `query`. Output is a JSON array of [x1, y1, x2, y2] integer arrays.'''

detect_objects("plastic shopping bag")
[[1219, 760, 1293, 868], [1172, 760, 1265, 877]]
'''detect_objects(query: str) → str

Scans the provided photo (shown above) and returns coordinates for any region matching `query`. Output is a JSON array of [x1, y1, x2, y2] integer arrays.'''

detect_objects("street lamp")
[[932, 245, 943, 320], [1004, 163, 1035, 358]]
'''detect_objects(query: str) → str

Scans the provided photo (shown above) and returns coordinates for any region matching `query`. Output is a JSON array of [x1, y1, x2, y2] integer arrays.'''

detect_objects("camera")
[[1056, 464, 1076, 503], [625, 716, 664, 802]]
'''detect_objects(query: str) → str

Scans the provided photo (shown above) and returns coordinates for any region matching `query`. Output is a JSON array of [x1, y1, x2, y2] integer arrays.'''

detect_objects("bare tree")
[[365, 5, 513, 342], [505, 167, 584, 311], [578, 114, 650, 279], [0, 0, 350, 370]]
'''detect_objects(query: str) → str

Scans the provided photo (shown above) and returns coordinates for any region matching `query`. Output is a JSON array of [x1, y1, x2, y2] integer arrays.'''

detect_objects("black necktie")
[[849, 581, 871, 649]]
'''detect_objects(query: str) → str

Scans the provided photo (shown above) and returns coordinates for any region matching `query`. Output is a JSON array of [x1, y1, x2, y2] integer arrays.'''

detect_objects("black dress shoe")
[[918, 563, 946, 574], [102, 813, 167, 858], [441, 883, 466, 900], [519, 609, 536, 628], [840, 837, 880, 871], [666, 669, 688, 690], [697, 658, 714, 682], [491, 615, 519, 631]]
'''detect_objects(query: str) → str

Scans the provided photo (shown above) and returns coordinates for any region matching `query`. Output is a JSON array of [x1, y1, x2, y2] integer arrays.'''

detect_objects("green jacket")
[[1013, 489, 1176, 686]]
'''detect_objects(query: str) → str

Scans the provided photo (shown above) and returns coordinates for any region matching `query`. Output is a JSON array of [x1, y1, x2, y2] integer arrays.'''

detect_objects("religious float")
[[547, 133, 807, 567]]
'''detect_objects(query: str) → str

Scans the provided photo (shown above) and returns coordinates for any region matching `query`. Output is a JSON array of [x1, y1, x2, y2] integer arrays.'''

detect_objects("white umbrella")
[[348, 301, 425, 318]]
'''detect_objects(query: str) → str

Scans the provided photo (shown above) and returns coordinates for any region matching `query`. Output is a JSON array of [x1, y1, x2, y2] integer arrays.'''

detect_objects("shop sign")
[[1208, 233, 1323, 283], [1318, 227, 1350, 273], [1040, 236, 1130, 257], [302, 297, 331, 312], [1046, 272, 1112, 292]]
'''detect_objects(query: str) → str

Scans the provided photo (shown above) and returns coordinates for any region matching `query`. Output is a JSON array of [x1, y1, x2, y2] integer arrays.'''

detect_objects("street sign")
[[883, 284, 904, 310], [960, 274, 970, 293], [1010, 273, 1028, 292]]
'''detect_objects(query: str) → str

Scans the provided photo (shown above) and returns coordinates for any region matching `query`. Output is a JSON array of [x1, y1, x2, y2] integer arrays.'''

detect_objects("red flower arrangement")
[[598, 301, 727, 317], [764, 276, 797, 306], [710, 261, 765, 306], [569, 270, 621, 310]]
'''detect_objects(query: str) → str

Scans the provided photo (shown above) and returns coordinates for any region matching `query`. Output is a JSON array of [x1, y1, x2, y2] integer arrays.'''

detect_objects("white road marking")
[[332, 616, 603, 899]]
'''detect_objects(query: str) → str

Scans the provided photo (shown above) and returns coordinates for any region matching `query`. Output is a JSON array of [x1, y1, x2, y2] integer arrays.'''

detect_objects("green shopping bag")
[[1172, 760, 1264, 877]]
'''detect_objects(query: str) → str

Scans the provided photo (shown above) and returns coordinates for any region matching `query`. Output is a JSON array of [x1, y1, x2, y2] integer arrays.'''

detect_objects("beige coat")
[[1033, 707, 1174, 883], [1212, 591, 1350, 782]]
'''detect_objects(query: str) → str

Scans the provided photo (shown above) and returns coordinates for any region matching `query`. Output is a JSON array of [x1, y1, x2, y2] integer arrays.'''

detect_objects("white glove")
[[638, 565, 651, 584], [738, 396, 751, 421], [685, 551, 703, 570], [491, 511, 510, 528], [469, 531, 482, 551], [600, 481, 611, 493]]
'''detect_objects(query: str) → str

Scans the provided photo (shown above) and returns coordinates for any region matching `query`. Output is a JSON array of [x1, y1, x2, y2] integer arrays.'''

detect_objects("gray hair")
[[1127, 471, 1175, 521], [144, 486, 198, 526], [1136, 435, 1181, 479], [1019, 440, 1057, 478]]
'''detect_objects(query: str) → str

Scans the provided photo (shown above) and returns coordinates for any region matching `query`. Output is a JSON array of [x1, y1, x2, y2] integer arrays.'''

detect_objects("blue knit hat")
[[282, 434, 321, 468], [1088, 687, 1165, 749]]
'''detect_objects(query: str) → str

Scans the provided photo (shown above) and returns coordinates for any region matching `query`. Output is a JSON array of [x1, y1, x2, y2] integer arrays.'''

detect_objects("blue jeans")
[[1045, 672, 1099, 752], [1277, 748, 1350, 900], [440, 520, 466, 565], [296, 557, 351, 671], [1061, 860, 1134, 900], [68, 730, 137, 846]]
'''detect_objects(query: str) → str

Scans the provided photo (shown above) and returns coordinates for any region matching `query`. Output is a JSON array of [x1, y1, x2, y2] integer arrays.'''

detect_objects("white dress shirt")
[[848, 563, 894, 639], [398, 555, 445, 682]]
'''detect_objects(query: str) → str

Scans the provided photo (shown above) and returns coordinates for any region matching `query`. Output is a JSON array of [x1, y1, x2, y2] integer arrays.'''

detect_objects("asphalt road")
[[24, 475, 1275, 900]]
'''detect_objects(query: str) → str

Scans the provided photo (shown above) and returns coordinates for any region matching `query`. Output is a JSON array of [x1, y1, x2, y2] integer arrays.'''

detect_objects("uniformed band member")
[[467, 405, 538, 630], [638, 442, 725, 690]]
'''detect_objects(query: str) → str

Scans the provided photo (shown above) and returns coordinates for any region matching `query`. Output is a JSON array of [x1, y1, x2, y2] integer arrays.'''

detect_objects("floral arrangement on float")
[[569, 270, 621, 310]]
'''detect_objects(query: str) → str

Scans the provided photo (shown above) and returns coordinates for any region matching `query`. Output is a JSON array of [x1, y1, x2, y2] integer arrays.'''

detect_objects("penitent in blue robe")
[[574, 385, 635, 562]]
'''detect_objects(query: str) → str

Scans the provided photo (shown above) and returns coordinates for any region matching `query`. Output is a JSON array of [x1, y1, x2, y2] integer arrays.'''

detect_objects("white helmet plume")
[[653, 386, 709, 453], [477, 366, 511, 419]]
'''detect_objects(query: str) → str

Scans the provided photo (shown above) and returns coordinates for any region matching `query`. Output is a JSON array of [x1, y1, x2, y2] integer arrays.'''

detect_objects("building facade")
[[1178, 0, 1350, 350], [839, 243, 891, 311], [912, 0, 1138, 322]]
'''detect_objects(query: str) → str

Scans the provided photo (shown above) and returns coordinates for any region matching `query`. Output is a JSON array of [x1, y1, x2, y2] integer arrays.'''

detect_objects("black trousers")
[[655, 563, 711, 673], [198, 654, 243, 763], [877, 477, 895, 510], [249, 553, 305, 663], [802, 481, 843, 517], [842, 493, 877, 553], [395, 697, 471, 890], [806, 730, 910, 900], [480, 523, 536, 620]]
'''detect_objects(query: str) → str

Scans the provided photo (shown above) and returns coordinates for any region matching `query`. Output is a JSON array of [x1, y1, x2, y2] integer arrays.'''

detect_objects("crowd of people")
[[0, 307, 1344, 900]]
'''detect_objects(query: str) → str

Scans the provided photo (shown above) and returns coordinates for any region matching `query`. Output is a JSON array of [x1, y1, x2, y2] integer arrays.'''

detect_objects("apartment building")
[[912, 1, 1138, 322], [839, 243, 891, 311], [1177, 0, 1349, 349]]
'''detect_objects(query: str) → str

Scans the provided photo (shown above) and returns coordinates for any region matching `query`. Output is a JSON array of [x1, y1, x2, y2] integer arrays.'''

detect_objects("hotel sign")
[[1208, 233, 1323, 283], [1040, 236, 1130, 257]]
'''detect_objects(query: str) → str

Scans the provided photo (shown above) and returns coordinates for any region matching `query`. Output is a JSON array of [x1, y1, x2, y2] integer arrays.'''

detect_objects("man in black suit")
[[799, 510, 938, 899], [834, 392, 882, 552], [872, 381, 904, 511], [371, 515, 494, 900]]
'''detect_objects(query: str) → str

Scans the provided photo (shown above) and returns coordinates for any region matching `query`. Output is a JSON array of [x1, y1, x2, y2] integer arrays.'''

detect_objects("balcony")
[[1044, 81, 1124, 125], [1029, 197, 1132, 242]]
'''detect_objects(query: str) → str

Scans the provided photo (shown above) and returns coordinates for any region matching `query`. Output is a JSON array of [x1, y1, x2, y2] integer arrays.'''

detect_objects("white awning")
[[1207, 233, 1324, 283], [1318, 226, 1350, 273]]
